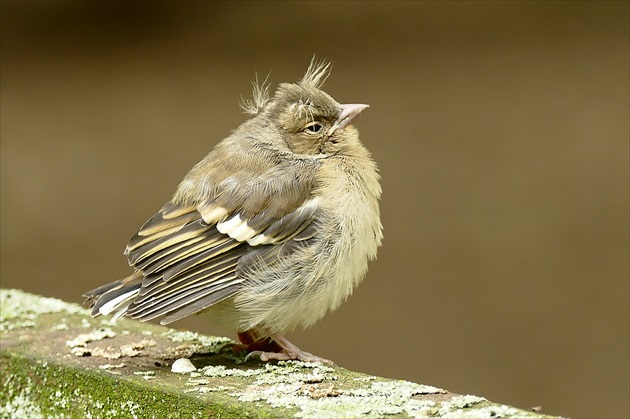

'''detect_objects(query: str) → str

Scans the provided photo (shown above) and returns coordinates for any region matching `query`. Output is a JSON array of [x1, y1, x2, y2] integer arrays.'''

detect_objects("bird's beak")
[[327, 103, 370, 136]]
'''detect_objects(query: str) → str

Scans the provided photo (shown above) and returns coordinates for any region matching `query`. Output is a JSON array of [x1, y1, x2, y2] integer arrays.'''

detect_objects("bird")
[[84, 59, 383, 365]]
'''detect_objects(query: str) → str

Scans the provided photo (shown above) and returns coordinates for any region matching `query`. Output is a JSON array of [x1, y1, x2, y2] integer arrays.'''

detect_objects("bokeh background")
[[1, 1, 628, 417]]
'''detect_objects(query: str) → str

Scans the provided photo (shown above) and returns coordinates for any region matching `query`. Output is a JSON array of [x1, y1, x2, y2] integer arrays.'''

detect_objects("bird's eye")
[[304, 123, 323, 133]]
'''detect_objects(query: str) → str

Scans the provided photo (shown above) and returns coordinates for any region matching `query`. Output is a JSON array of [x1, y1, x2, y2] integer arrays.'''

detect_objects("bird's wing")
[[99, 157, 323, 324]]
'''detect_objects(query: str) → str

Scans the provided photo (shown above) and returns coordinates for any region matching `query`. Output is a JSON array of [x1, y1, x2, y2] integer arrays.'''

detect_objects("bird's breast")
[[230, 155, 383, 334]]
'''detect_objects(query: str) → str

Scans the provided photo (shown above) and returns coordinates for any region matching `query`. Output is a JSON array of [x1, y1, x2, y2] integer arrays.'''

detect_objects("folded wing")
[[85, 155, 322, 325]]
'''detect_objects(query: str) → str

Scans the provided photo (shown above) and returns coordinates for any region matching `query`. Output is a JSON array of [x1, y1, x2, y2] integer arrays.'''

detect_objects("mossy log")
[[0, 289, 560, 418]]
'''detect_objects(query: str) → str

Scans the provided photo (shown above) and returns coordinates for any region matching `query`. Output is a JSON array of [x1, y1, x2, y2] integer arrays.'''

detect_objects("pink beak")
[[327, 103, 370, 135]]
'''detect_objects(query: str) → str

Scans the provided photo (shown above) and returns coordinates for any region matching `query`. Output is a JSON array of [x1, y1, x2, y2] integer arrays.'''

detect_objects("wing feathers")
[[128, 271, 239, 321], [85, 274, 142, 317], [134, 234, 208, 273], [160, 285, 238, 324], [126, 205, 200, 254], [161, 238, 240, 282], [247, 197, 319, 245], [127, 221, 208, 265], [161, 203, 197, 219], [198, 201, 229, 224], [137, 248, 244, 299], [88, 158, 323, 324]]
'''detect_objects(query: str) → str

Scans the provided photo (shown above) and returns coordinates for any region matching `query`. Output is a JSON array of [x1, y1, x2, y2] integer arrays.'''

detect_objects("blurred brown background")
[[1, 1, 628, 417]]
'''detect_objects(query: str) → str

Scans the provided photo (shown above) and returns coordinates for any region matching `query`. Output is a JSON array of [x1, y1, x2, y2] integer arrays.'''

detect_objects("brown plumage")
[[84, 60, 382, 364]]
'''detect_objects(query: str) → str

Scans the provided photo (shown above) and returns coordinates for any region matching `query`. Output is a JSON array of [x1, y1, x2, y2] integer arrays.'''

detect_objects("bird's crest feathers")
[[300, 57, 332, 89], [240, 72, 271, 115], [241, 57, 332, 115]]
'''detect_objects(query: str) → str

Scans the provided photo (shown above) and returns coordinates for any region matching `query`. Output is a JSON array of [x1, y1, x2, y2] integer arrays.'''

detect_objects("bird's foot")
[[233, 331, 282, 353], [242, 332, 335, 366]]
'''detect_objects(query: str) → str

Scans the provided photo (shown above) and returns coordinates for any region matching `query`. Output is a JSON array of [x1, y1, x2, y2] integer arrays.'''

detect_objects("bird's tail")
[[83, 273, 142, 321]]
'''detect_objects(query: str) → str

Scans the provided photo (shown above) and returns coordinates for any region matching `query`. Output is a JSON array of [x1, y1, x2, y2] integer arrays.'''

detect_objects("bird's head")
[[241, 60, 369, 156]]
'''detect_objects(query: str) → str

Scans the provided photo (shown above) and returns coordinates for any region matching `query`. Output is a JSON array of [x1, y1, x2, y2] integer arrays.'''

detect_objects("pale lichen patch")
[[404, 398, 440, 417], [236, 374, 446, 418], [434, 395, 533, 418], [0, 289, 87, 332], [349, 380, 445, 398], [163, 329, 232, 348], [98, 363, 126, 370], [66, 328, 117, 349], [50, 319, 70, 331], [186, 377, 212, 386], [66, 329, 155, 359], [75, 343, 152, 359], [281, 377, 543, 418], [160, 329, 233, 359], [133, 371, 156, 380], [252, 361, 337, 385], [0, 384, 44, 418], [178, 360, 454, 418], [184, 385, 232, 394], [199, 364, 260, 378], [119, 345, 144, 359], [99, 318, 118, 327]]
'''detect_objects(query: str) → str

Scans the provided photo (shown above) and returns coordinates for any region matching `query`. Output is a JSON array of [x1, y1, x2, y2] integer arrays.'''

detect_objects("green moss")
[[0, 353, 281, 418]]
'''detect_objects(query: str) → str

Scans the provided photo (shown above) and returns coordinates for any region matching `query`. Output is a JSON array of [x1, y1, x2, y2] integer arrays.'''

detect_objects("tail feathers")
[[99, 289, 138, 319], [84, 274, 142, 319]]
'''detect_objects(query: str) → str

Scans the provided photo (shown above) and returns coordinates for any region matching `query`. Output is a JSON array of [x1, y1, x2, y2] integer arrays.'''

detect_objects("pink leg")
[[233, 330, 282, 353]]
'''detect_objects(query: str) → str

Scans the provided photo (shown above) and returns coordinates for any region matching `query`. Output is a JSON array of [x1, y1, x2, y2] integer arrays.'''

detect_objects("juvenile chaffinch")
[[85, 60, 383, 364]]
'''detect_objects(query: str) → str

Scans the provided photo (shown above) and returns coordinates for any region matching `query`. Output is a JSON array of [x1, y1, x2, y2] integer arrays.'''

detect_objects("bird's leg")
[[247, 332, 336, 365], [232, 330, 282, 353]]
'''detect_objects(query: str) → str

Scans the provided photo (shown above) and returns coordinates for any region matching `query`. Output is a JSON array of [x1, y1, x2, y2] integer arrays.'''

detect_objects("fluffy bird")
[[84, 61, 383, 364]]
